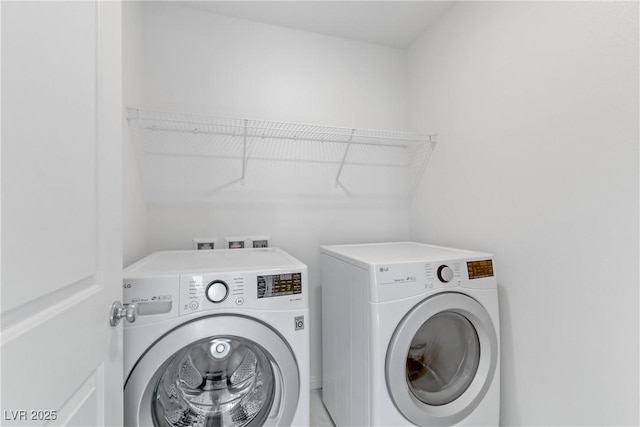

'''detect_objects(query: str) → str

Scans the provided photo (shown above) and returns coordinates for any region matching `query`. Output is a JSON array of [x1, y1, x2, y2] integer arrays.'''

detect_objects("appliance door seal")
[[125, 314, 300, 427], [386, 292, 498, 426]]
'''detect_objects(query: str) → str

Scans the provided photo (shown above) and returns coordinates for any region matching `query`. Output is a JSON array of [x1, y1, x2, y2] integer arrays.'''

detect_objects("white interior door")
[[1, 1, 123, 425]]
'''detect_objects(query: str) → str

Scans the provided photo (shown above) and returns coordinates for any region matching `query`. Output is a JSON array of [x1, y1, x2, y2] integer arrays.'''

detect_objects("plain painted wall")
[[130, 2, 413, 389], [408, 2, 639, 425], [122, 1, 149, 267]]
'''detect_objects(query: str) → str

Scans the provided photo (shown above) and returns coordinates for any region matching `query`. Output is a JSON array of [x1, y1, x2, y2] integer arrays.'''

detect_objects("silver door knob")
[[109, 301, 137, 326]]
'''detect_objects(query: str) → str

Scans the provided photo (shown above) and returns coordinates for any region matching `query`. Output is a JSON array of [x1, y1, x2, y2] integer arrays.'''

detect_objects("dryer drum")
[[405, 311, 480, 406], [151, 336, 275, 427]]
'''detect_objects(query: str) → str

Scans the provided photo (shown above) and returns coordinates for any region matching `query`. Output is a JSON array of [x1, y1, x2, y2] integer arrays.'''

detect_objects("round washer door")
[[125, 315, 299, 427], [386, 292, 498, 426]]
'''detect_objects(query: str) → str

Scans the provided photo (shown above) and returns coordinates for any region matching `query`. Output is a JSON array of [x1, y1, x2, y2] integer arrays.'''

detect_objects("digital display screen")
[[257, 273, 302, 299], [467, 260, 494, 280]]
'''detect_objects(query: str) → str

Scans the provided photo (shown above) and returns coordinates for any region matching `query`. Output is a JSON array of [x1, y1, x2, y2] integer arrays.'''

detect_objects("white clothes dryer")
[[321, 242, 500, 426], [123, 248, 310, 427]]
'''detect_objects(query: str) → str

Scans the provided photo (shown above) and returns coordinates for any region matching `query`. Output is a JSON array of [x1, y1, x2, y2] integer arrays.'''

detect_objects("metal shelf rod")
[[241, 119, 248, 185], [126, 108, 437, 191], [335, 129, 356, 187], [128, 109, 426, 143], [140, 126, 411, 148]]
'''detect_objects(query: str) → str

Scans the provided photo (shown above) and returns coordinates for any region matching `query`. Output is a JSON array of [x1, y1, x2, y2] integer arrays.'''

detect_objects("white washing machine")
[[123, 248, 310, 427], [321, 242, 500, 426]]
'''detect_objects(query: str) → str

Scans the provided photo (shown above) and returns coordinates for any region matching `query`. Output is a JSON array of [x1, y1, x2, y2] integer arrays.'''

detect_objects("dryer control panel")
[[467, 259, 494, 280], [374, 258, 496, 302]]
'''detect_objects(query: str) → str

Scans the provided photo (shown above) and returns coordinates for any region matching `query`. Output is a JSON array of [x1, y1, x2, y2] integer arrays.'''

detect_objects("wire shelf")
[[126, 107, 437, 196]]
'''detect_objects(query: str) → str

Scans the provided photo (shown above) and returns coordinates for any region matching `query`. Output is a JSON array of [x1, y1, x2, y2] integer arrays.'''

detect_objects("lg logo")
[[379, 267, 389, 273]]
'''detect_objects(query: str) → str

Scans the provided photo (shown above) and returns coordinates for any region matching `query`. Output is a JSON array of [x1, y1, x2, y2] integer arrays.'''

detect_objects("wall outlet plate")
[[224, 236, 248, 249], [192, 237, 219, 250], [250, 235, 271, 248]]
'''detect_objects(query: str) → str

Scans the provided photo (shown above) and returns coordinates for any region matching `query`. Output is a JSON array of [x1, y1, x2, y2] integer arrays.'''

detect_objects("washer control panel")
[[122, 276, 179, 327], [179, 269, 307, 315], [206, 280, 230, 303], [257, 273, 302, 299], [180, 274, 246, 314]]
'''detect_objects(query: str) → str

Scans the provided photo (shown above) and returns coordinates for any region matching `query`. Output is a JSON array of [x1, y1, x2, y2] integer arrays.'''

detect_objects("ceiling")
[[181, 1, 454, 48]]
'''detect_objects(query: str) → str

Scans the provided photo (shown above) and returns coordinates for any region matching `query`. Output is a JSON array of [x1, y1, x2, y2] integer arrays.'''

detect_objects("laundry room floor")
[[310, 389, 335, 426]]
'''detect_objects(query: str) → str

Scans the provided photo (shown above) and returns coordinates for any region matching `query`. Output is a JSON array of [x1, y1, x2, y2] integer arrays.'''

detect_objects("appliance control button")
[[235, 297, 245, 306], [188, 301, 199, 310], [206, 280, 229, 303], [437, 265, 454, 283]]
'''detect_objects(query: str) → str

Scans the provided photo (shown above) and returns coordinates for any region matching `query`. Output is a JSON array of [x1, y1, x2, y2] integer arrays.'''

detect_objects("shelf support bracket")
[[125, 107, 139, 120], [335, 129, 356, 187], [241, 119, 248, 185]]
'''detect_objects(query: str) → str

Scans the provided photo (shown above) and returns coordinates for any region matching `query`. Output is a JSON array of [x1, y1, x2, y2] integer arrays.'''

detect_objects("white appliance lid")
[[124, 247, 305, 276], [321, 242, 490, 265]]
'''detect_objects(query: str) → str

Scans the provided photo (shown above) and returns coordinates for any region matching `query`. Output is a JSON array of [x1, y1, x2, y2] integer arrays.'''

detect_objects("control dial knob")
[[437, 265, 454, 283], [206, 280, 229, 303]]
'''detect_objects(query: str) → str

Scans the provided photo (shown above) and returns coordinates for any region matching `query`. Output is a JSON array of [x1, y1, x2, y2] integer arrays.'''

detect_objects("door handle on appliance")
[[109, 301, 137, 326]]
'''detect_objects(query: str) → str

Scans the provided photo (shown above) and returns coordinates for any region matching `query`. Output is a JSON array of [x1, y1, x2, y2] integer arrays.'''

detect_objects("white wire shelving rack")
[[126, 107, 437, 194]]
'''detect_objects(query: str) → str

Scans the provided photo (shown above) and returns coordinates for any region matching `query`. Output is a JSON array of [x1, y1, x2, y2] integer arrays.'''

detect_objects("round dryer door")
[[125, 315, 299, 427], [386, 293, 498, 426]]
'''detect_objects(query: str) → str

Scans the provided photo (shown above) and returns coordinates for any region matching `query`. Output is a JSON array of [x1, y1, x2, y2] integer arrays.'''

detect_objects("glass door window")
[[406, 311, 480, 406], [152, 336, 274, 427]]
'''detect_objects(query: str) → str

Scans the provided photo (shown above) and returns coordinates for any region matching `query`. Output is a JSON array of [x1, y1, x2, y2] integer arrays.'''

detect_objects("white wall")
[[122, 1, 149, 267], [408, 2, 639, 425], [133, 2, 412, 388], [140, 2, 408, 128]]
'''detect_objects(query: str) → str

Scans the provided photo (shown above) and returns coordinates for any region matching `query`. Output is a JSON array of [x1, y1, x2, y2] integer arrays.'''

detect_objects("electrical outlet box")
[[250, 235, 271, 248], [192, 237, 219, 250], [225, 236, 248, 249]]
